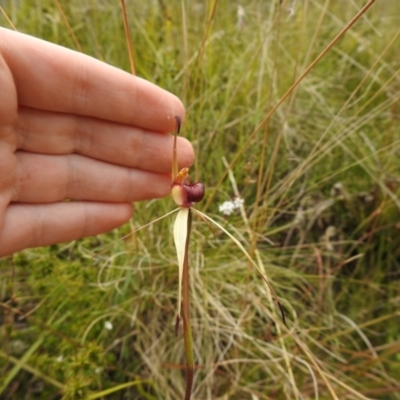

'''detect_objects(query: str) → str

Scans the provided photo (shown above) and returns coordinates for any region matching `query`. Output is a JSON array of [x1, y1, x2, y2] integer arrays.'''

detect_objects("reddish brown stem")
[[182, 210, 194, 400], [120, 0, 135, 75]]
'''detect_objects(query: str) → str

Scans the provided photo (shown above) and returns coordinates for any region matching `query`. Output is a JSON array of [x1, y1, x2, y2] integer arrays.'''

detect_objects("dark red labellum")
[[183, 182, 205, 204]]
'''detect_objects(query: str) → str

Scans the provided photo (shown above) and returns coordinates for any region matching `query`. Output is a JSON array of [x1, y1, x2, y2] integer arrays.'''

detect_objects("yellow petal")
[[173, 207, 190, 318]]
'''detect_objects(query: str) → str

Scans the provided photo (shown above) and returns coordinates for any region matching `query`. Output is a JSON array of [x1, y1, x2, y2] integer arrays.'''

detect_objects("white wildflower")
[[56, 355, 63, 362], [104, 321, 113, 331], [219, 197, 244, 216]]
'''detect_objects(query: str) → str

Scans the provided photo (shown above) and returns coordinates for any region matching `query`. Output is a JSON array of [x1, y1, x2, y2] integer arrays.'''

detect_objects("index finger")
[[0, 28, 184, 132]]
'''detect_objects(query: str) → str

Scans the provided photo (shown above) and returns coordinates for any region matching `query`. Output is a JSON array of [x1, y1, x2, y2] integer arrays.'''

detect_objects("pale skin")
[[0, 28, 194, 257]]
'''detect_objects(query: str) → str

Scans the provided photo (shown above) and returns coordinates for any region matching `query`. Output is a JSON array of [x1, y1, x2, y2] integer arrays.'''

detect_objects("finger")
[[0, 49, 17, 130], [16, 107, 194, 172], [13, 152, 174, 203], [0, 28, 184, 132], [0, 202, 133, 257], [0, 147, 16, 199]]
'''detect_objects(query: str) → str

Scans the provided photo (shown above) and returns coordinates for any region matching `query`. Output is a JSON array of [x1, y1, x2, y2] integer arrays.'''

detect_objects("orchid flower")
[[170, 116, 204, 400], [168, 116, 284, 400]]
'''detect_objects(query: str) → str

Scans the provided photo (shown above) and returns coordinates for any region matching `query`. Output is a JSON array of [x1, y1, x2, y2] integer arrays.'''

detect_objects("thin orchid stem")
[[182, 210, 194, 400]]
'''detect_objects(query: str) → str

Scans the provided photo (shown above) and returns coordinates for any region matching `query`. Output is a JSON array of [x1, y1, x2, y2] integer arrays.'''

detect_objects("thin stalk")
[[53, 0, 82, 52], [173, 116, 181, 179], [120, 0, 135, 75], [182, 210, 194, 400], [188, 0, 218, 96], [0, 6, 17, 30], [180, 0, 189, 101]]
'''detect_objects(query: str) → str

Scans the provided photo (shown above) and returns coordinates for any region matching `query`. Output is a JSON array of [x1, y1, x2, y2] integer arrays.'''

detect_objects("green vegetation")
[[1, 0, 400, 398]]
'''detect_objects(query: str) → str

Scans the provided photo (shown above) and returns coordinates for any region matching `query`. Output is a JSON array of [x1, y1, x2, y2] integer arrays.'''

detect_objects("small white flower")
[[56, 355, 63, 362], [219, 201, 234, 215], [104, 321, 113, 331], [233, 197, 244, 208], [219, 197, 244, 216]]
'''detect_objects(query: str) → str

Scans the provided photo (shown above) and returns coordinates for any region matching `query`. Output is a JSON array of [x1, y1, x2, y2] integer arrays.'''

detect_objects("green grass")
[[1, 0, 400, 398]]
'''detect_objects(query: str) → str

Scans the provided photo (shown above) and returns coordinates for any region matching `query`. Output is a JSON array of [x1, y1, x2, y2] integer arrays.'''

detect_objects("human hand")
[[0, 28, 194, 257]]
